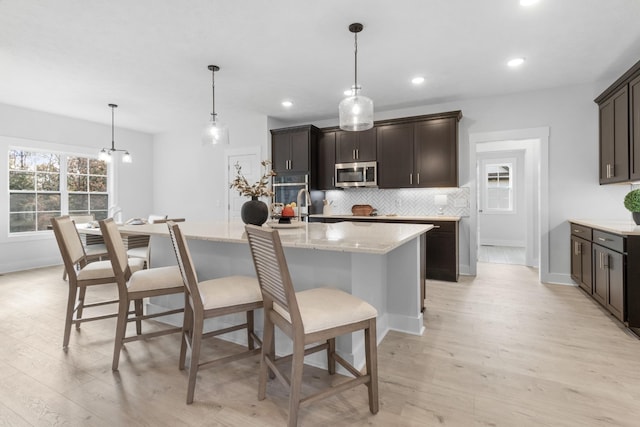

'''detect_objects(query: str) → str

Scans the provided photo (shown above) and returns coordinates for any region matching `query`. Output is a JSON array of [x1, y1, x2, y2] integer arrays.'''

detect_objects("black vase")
[[633, 212, 640, 226], [241, 197, 269, 226]]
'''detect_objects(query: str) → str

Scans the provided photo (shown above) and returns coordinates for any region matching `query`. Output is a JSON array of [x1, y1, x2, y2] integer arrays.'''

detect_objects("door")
[[599, 86, 628, 183], [226, 149, 261, 220], [316, 131, 336, 190], [592, 245, 608, 307]]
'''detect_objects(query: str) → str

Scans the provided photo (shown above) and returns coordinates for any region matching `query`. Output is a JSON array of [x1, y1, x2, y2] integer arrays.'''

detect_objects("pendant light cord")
[[354, 32, 358, 95], [211, 67, 216, 119], [110, 104, 116, 151]]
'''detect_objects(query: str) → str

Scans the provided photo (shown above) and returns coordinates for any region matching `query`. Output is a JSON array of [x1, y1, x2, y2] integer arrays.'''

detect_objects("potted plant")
[[230, 160, 276, 226], [624, 188, 640, 225]]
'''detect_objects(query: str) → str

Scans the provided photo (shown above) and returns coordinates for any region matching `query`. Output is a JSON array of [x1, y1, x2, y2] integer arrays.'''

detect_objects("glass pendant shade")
[[339, 23, 374, 132], [202, 114, 229, 145], [122, 151, 132, 163], [98, 103, 131, 163], [339, 93, 374, 131]]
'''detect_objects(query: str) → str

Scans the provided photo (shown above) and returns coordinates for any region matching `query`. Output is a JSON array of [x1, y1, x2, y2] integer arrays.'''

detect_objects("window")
[[483, 161, 514, 212], [8, 149, 109, 234]]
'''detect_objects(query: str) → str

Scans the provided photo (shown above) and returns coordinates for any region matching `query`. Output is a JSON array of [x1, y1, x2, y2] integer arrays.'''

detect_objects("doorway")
[[224, 146, 262, 221], [468, 127, 549, 282]]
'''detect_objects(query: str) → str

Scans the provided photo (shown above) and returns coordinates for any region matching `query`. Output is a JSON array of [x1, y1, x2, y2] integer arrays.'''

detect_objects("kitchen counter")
[[309, 214, 461, 222], [119, 220, 432, 255], [569, 219, 640, 236], [125, 220, 431, 371]]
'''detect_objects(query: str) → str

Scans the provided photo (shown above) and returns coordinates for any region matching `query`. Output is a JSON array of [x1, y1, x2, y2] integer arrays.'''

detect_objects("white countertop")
[[570, 219, 640, 236], [117, 220, 433, 255], [309, 214, 461, 222]]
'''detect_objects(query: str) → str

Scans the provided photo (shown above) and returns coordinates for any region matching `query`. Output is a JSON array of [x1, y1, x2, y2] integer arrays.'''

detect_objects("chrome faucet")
[[296, 188, 311, 222]]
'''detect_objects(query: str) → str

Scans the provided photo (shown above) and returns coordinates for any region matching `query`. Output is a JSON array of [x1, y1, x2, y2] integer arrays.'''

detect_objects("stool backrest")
[[99, 218, 131, 282], [167, 221, 202, 312], [51, 215, 86, 275]]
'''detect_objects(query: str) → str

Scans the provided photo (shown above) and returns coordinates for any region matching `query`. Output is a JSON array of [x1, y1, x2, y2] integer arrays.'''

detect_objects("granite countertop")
[[116, 220, 433, 255], [570, 219, 640, 236], [309, 214, 461, 222]]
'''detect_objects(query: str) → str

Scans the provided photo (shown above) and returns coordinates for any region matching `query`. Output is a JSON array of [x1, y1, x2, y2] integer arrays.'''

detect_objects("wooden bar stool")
[[245, 224, 379, 427]]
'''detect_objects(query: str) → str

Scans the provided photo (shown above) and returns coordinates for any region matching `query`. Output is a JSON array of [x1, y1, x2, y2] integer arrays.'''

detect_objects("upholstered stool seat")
[[198, 275, 263, 310], [274, 287, 377, 334]]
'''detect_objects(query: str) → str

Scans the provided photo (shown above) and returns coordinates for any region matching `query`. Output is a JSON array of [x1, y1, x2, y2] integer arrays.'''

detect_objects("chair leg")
[[327, 338, 336, 375], [134, 299, 143, 335], [75, 286, 87, 330], [365, 319, 379, 414], [186, 315, 203, 404], [112, 297, 130, 371], [179, 300, 193, 371], [288, 339, 305, 427], [246, 310, 255, 350], [63, 283, 78, 348], [258, 314, 275, 401]]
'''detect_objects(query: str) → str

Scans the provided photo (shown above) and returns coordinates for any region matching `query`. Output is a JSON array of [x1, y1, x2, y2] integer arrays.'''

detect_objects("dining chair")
[[244, 224, 379, 427], [166, 221, 263, 404], [99, 218, 185, 371], [60, 214, 109, 281], [51, 215, 144, 348]]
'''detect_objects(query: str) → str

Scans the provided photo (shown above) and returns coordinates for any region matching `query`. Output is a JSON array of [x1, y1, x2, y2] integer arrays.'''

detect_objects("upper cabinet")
[[316, 130, 336, 190], [595, 58, 640, 184], [270, 125, 319, 176], [336, 128, 376, 163], [377, 111, 462, 188]]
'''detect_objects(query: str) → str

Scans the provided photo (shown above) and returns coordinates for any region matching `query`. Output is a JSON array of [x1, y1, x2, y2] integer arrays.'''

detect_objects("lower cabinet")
[[593, 240, 625, 322], [570, 222, 628, 325]]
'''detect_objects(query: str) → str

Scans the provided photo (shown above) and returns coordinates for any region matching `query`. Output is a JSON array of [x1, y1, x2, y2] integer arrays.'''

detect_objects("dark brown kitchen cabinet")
[[377, 111, 461, 188], [270, 125, 319, 175], [316, 130, 336, 190], [598, 86, 628, 183], [425, 220, 458, 282], [593, 241, 625, 322], [571, 235, 592, 293], [335, 128, 376, 163], [377, 123, 414, 187], [415, 118, 458, 187], [594, 58, 640, 184], [630, 74, 640, 180]]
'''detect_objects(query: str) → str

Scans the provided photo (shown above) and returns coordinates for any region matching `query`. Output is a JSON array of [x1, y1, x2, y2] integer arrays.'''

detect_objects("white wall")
[[0, 103, 154, 273], [152, 106, 270, 221], [300, 82, 632, 282]]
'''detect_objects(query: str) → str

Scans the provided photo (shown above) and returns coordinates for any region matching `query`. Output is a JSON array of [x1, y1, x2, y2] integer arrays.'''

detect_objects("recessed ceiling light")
[[520, 0, 539, 6], [411, 76, 425, 85], [507, 57, 525, 67], [281, 100, 293, 108]]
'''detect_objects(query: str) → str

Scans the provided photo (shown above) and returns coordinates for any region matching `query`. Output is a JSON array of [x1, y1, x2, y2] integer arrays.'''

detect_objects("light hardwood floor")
[[1, 264, 640, 426]]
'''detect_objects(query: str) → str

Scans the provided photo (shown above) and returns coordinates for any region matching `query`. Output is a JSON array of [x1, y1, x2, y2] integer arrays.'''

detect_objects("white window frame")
[[8, 145, 112, 237], [482, 158, 516, 214]]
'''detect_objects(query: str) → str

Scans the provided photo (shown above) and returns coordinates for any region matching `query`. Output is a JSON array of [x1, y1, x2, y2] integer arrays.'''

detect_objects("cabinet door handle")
[[606, 163, 614, 178], [417, 173, 420, 185], [603, 253, 609, 269], [356, 148, 359, 160], [573, 229, 581, 233], [599, 252, 603, 269], [433, 225, 441, 229], [352, 149, 356, 160], [575, 241, 580, 255], [597, 237, 611, 242], [410, 173, 413, 185]]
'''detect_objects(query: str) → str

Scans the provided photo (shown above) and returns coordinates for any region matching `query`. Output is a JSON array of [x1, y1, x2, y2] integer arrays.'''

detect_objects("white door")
[[225, 147, 262, 221]]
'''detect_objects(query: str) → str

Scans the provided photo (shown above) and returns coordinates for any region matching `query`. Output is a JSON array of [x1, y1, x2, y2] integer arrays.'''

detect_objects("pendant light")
[[339, 23, 374, 131], [99, 104, 132, 163], [202, 65, 229, 145]]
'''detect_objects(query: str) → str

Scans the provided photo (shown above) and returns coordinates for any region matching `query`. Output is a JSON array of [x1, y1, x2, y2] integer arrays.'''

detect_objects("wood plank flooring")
[[1, 264, 640, 426], [478, 245, 526, 265]]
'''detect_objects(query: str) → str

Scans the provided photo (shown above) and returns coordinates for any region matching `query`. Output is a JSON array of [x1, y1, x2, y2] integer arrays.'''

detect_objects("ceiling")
[[2, 0, 640, 134]]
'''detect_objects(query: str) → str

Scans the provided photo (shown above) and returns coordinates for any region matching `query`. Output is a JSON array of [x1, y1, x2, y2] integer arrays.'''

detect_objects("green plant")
[[624, 189, 640, 212]]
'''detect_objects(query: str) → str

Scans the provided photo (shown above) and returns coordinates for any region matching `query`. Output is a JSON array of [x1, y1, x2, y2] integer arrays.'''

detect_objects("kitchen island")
[[117, 220, 433, 369]]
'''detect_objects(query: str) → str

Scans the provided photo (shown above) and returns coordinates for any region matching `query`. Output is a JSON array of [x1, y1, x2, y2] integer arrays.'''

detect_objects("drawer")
[[429, 221, 456, 233], [593, 230, 625, 253], [570, 223, 592, 240]]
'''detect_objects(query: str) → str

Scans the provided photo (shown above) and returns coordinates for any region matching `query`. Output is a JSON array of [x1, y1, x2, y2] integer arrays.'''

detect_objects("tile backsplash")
[[320, 187, 470, 217]]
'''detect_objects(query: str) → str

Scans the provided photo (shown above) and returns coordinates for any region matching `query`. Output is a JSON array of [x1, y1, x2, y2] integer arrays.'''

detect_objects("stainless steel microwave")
[[335, 161, 377, 188]]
